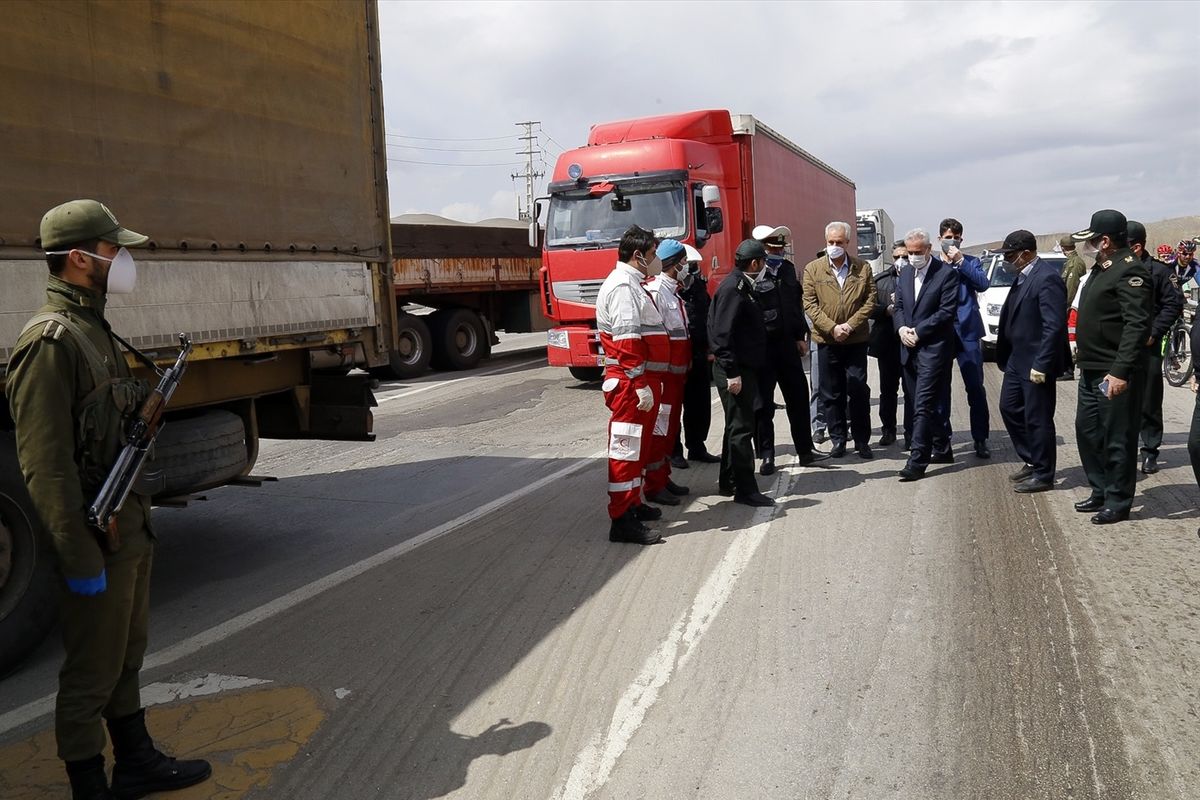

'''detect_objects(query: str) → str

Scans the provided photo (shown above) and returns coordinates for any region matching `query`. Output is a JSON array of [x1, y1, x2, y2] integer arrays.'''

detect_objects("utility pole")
[[512, 121, 544, 221]]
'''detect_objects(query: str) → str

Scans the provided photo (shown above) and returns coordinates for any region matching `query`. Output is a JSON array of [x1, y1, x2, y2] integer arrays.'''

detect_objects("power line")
[[387, 157, 525, 167], [385, 132, 514, 142], [386, 142, 515, 153]]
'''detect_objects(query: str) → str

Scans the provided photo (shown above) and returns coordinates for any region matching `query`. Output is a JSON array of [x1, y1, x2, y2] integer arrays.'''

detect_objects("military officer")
[[1128, 220, 1184, 474], [709, 239, 774, 506], [7, 200, 212, 799], [1071, 209, 1153, 524], [751, 224, 822, 475]]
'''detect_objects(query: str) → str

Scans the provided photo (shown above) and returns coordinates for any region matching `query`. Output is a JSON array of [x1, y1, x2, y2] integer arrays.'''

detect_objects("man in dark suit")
[[994, 230, 1068, 493], [893, 228, 960, 481]]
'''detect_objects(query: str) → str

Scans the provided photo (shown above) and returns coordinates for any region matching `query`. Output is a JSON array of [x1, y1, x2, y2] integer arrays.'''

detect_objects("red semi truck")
[[534, 109, 856, 380]]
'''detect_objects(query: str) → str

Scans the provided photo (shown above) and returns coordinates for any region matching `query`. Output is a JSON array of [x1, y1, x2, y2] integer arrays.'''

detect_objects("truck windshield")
[[546, 181, 687, 248], [857, 221, 879, 259]]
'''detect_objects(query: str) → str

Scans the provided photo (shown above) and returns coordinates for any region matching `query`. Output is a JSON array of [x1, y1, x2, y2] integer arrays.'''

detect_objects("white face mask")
[[1078, 238, 1102, 259], [908, 253, 930, 268], [45, 246, 137, 294], [826, 244, 846, 260]]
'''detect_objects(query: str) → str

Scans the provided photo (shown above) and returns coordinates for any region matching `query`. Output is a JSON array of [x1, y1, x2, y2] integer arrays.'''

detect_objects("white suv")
[[978, 252, 1067, 359]]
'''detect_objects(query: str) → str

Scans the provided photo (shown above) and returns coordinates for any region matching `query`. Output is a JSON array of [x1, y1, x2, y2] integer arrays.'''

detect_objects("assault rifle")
[[89, 333, 193, 549]]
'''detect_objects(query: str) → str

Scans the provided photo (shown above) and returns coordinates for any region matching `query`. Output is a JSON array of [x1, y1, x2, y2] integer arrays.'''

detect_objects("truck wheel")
[[429, 309, 485, 371], [0, 432, 58, 677], [568, 366, 603, 382], [149, 410, 249, 496], [369, 313, 432, 380]]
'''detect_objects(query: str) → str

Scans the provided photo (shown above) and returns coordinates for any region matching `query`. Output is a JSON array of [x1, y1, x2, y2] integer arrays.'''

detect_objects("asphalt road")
[[2, 345, 1198, 800]]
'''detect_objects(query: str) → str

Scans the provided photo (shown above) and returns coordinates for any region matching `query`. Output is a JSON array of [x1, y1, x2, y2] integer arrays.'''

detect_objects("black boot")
[[66, 755, 116, 800], [609, 509, 662, 545], [107, 709, 212, 799]]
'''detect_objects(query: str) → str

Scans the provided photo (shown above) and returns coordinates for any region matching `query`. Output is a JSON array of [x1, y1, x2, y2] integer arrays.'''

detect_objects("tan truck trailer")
[[0, 0, 397, 674], [378, 214, 547, 379]]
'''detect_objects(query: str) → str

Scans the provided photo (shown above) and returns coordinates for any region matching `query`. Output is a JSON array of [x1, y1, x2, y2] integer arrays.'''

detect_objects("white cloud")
[[377, 0, 1200, 242]]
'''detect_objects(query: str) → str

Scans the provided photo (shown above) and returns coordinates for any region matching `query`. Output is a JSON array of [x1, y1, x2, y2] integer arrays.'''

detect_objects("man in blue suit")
[[994, 230, 1068, 493], [937, 218, 993, 459], [894, 228, 961, 481]]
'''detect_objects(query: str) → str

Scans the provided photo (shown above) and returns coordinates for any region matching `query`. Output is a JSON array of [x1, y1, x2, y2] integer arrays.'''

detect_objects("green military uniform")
[[1074, 247, 1152, 514], [7, 276, 154, 761], [1062, 250, 1087, 308]]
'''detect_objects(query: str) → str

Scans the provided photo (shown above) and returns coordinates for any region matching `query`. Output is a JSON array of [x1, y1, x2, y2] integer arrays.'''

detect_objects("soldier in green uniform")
[[6, 200, 211, 799], [1070, 209, 1153, 525]]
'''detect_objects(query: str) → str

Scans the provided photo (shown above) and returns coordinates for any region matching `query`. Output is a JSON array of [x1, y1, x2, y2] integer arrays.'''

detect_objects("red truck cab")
[[536, 109, 855, 376]]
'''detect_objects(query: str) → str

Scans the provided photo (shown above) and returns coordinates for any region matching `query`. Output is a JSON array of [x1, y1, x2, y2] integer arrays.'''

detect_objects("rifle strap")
[[105, 324, 161, 373]]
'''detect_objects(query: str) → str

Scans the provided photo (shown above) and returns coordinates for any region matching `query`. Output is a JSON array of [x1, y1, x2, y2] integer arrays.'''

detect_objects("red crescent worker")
[[595, 225, 667, 545], [643, 239, 692, 505]]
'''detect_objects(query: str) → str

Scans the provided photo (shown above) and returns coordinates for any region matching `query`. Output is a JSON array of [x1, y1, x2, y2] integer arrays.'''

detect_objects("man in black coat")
[[672, 245, 721, 467], [708, 239, 774, 507], [893, 228, 960, 481], [869, 241, 906, 447], [994, 230, 1068, 493], [1128, 220, 1185, 475]]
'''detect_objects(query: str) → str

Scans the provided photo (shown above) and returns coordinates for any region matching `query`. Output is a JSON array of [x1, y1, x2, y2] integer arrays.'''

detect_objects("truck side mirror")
[[528, 221, 539, 249], [705, 207, 724, 234], [701, 185, 721, 206]]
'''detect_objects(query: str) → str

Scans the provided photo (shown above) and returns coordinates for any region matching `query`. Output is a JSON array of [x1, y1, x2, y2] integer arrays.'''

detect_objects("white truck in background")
[[856, 209, 895, 275]]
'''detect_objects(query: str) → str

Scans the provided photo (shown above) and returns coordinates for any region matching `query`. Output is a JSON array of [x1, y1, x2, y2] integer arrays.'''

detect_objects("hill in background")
[[965, 215, 1200, 255]]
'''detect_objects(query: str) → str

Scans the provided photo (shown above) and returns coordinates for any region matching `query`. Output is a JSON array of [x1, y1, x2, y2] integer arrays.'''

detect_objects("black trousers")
[[1076, 367, 1144, 513], [1189, 388, 1200, 490], [1140, 351, 1165, 457], [713, 362, 760, 495], [755, 338, 815, 459], [818, 341, 871, 448], [903, 350, 953, 468], [875, 348, 903, 435], [675, 354, 713, 456], [999, 366, 1058, 481]]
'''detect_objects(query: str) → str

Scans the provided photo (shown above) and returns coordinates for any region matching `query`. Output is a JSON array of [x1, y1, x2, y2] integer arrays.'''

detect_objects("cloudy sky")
[[377, 0, 1198, 245]]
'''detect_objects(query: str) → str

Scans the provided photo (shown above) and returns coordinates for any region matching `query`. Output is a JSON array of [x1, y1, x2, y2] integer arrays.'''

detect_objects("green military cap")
[[40, 199, 148, 250], [1058, 234, 1075, 250], [1071, 209, 1126, 241], [735, 238, 767, 261]]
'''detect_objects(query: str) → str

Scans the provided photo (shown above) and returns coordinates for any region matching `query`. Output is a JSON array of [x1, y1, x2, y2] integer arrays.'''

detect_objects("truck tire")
[[369, 313, 432, 380], [568, 366, 603, 382], [0, 432, 58, 677], [148, 410, 249, 496], [429, 308, 485, 371]]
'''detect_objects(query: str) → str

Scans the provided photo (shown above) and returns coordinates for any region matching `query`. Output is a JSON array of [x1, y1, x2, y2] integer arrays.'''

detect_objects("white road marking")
[[334, 688, 352, 700], [550, 468, 790, 800], [0, 447, 604, 736], [140, 673, 271, 707], [376, 356, 546, 404]]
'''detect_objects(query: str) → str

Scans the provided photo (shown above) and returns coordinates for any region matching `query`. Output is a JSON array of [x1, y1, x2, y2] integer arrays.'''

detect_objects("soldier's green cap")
[[1058, 234, 1075, 250], [1071, 209, 1126, 242], [1126, 220, 1147, 245], [40, 199, 148, 250]]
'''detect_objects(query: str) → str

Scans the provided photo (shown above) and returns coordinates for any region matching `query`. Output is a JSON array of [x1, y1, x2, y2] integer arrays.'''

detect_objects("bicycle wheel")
[[1163, 324, 1193, 387]]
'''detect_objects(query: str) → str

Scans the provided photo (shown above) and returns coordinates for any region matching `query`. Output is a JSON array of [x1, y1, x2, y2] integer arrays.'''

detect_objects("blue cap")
[[656, 239, 685, 262]]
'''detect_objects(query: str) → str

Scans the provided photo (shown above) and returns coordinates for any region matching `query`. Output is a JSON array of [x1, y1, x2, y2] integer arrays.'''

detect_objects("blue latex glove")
[[66, 570, 107, 596]]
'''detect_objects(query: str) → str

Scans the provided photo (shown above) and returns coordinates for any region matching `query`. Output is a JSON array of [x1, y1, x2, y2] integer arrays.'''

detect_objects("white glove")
[[727, 376, 743, 395], [1029, 369, 1046, 384], [635, 386, 654, 411]]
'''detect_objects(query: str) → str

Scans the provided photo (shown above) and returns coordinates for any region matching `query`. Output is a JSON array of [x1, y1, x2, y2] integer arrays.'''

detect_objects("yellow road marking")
[[0, 684, 325, 800]]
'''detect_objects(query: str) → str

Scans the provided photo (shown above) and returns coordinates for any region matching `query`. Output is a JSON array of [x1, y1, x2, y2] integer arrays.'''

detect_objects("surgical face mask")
[[908, 253, 930, 269], [940, 237, 962, 253], [642, 255, 662, 277], [46, 246, 137, 294], [826, 244, 846, 260], [1078, 237, 1102, 259]]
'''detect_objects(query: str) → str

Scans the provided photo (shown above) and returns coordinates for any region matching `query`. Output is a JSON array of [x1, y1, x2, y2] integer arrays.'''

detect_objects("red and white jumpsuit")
[[644, 272, 691, 497], [596, 261, 668, 520]]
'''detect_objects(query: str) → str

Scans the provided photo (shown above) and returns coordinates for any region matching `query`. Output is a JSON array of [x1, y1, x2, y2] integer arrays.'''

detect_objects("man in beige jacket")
[[802, 221, 878, 458]]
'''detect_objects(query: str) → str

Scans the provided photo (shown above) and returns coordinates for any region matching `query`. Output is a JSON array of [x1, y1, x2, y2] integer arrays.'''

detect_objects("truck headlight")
[[986, 303, 1003, 317], [547, 329, 570, 349]]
